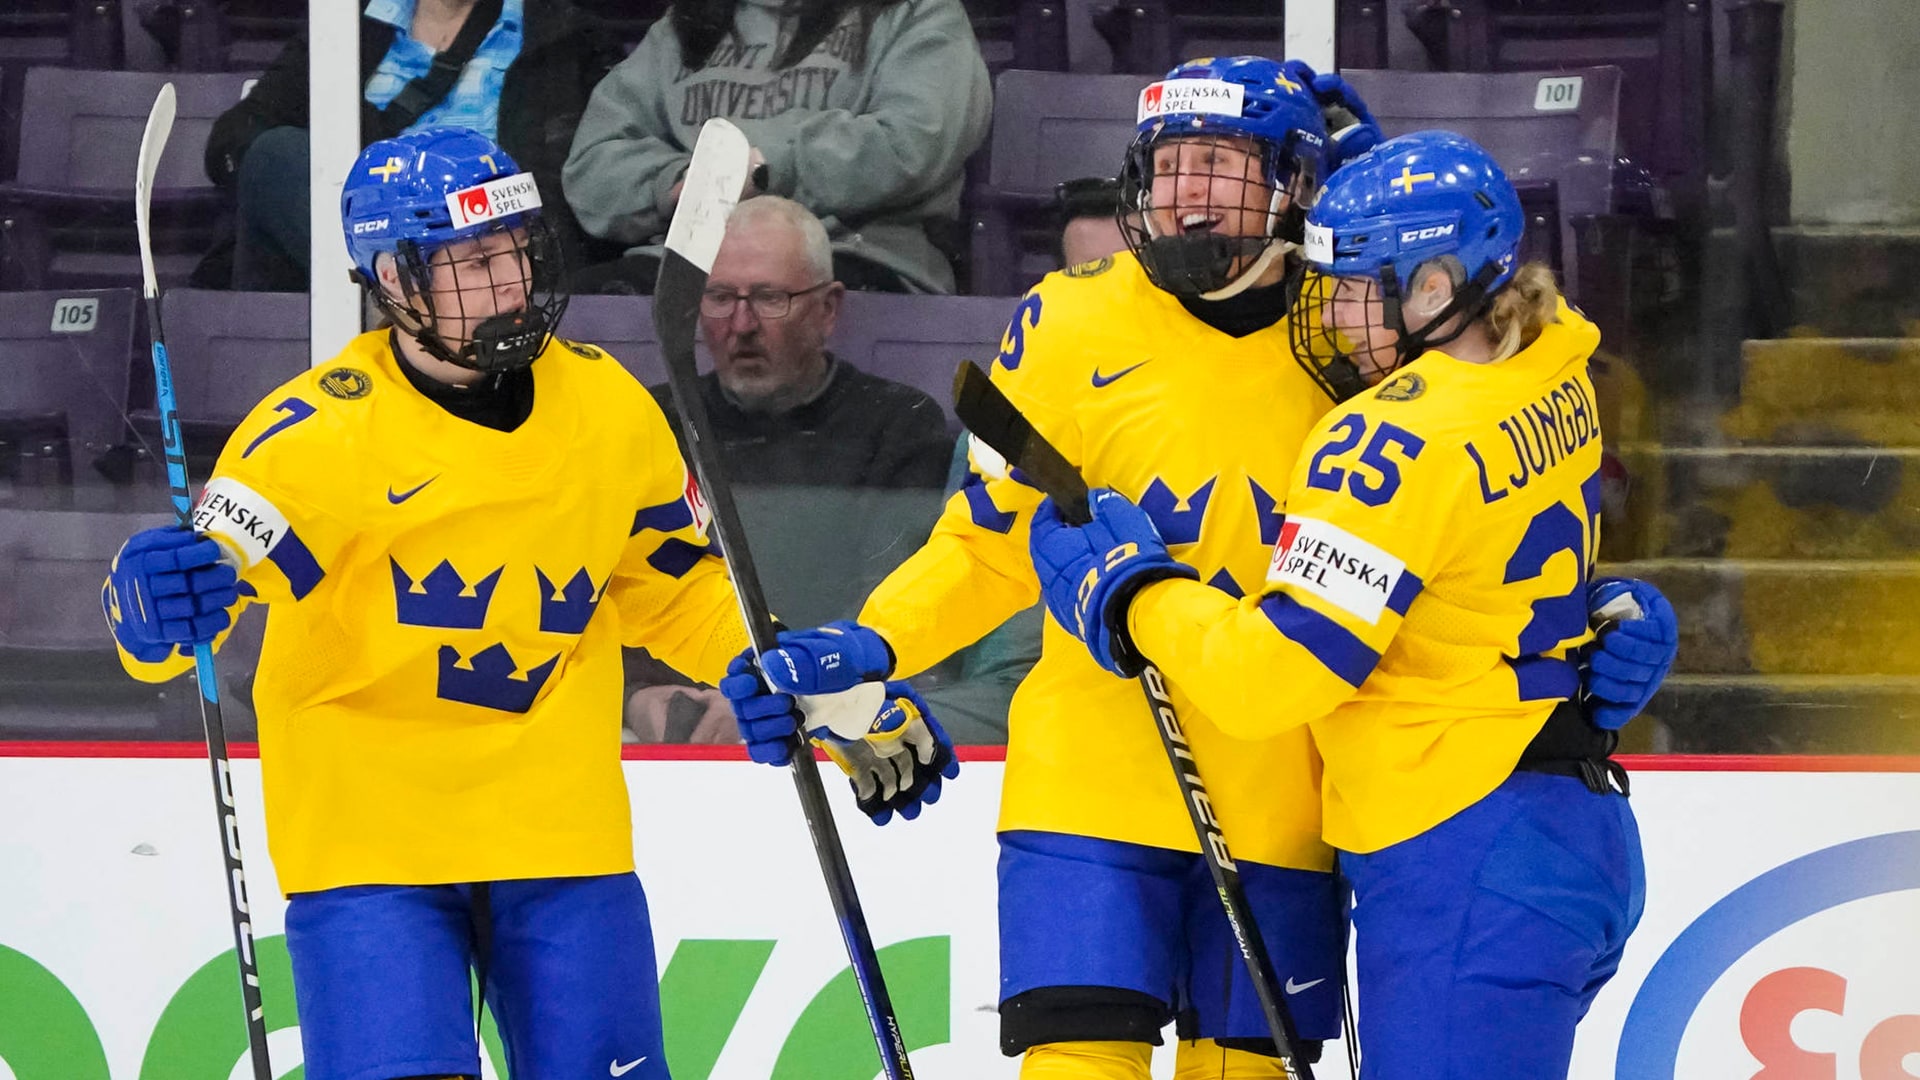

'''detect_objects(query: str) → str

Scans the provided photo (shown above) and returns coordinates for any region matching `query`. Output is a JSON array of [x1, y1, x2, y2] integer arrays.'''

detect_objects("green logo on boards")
[[0, 935, 951, 1078]]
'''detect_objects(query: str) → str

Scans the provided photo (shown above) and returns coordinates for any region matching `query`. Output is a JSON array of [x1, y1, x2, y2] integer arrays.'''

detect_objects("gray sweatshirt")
[[563, 0, 991, 293]]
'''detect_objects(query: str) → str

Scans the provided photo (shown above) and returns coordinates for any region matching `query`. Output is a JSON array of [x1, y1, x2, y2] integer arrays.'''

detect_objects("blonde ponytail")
[[1484, 262, 1561, 362]]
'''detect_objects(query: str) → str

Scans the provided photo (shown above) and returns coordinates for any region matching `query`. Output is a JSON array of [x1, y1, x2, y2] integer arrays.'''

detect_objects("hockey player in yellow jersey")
[[99, 128, 952, 1080], [720, 64, 1673, 1079], [717, 56, 1358, 1080], [1028, 131, 1675, 1079]]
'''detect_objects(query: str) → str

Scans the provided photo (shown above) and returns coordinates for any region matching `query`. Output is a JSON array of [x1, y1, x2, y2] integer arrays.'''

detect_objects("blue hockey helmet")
[[341, 127, 566, 373], [1117, 55, 1330, 298], [1288, 130, 1527, 401]]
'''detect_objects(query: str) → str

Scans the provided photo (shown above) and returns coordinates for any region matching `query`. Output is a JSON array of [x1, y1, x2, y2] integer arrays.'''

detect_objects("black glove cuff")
[[1102, 564, 1201, 679]]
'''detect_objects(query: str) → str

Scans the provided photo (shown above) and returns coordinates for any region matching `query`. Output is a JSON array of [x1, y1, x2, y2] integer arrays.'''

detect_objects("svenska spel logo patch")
[[445, 172, 542, 229], [1137, 79, 1245, 124], [192, 477, 290, 569], [1265, 515, 1407, 624]]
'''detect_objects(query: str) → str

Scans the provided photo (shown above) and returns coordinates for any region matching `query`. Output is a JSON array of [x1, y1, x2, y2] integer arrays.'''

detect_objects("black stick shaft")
[[146, 294, 274, 1080], [653, 250, 915, 1080]]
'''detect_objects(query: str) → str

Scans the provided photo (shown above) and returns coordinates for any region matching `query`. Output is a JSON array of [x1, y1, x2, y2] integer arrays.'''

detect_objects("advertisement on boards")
[[0, 751, 1916, 1079]]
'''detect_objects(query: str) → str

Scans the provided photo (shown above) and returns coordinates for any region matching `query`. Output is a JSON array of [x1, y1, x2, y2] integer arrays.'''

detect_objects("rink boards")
[[1, 747, 1917, 1079]]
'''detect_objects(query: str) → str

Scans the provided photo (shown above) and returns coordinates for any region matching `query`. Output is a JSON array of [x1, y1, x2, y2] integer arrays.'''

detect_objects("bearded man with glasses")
[[623, 195, 956, 746], [653, 195, 953, 488]]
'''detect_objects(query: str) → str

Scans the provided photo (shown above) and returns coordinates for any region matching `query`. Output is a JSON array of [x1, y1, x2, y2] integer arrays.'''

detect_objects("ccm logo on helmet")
[[352, 218, 390, 235], [445, 172, 542, 229], [1400, 224, 1457, 244]]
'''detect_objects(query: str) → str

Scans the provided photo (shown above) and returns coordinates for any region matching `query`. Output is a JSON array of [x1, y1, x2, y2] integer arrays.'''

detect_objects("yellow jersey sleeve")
[[1130, 402, 1455, 740], [860, 289, 1083, 677], [113, 377, 370, 684], [605, 396, 749, 686]]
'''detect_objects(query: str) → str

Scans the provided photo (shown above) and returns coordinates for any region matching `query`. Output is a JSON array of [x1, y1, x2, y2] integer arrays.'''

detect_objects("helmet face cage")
[[1288, 256, 1504, 403], [1118, 126, 1317, 298], [373, 215, 569, 374], [1288, 270, 1395, 403]]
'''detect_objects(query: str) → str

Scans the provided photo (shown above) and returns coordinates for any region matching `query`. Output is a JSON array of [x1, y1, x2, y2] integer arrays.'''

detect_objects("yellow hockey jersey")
[[116, 331, 748, 893], [861, 252, 1337, 870], [1131, 301, 1606, 854]]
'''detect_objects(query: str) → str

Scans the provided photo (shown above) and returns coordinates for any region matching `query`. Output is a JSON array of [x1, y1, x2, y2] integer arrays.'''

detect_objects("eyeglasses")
[[699, 281, 832, 320]]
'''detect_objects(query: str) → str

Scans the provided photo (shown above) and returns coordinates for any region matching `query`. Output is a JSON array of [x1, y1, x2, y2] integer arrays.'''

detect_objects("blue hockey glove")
[[103, 526, 238, 664], [1582, 576, 1678, 730], [1281, 59, 1382, 171], [756, 620, 895, 696], [1029, 488, 1200, 678], [721, 649, 805, 765], [719, 656, 958, 824]]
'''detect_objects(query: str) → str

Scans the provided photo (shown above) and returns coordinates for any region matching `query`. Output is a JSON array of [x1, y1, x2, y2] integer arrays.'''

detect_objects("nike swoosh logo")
[[387, 477, 437, 504], [1284, 977, 1326, 994], [1090, 360, 1150, 388], [610, 1057, 648, 1077]]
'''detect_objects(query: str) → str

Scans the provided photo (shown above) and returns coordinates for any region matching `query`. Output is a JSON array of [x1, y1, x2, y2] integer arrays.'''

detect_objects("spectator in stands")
[[1053, 176, 1130, 269], [563, 0, 991, 295], [625, 195, 955, 742], [201, 0, 622, 291], [657, 196, 954, 487]]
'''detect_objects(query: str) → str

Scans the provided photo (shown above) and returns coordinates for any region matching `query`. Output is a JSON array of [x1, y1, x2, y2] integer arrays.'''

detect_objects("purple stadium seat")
[[828, 293, 1015, 428], [556, 295, 666, 388], [122, 289, 309, 472], [0, 289, 138, 487], [153, 289, 309, 423], [159, 0, 308, 72], [0, 67, 257, 291], [966, 0, 1071, 75], [0, 0, 122, 70], [1399, 0, 1710, 220], [0, 505, 206, 740], [1095, 0, 1388, 76], [972, 70, 1153, 296], [0, 63, 12, 184], [1340, 66, 1622, 295]]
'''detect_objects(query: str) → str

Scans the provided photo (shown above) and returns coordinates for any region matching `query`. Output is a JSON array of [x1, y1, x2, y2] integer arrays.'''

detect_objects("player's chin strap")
[[374, 289, 554, 375], [1197, 185, 1306, 301], [1198, 238, 1292, 301]]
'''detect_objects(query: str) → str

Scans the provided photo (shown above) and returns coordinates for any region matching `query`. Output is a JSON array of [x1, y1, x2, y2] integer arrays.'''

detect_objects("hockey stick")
[[952, 360, 1317, 1080], [652, 118, 916, 1080], [136, 83, 274, 1080]]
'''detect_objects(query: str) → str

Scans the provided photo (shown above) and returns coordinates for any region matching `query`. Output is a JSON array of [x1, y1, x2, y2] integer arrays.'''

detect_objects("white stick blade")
[[135, 82, 177, 299], [663, 118, 751, 274]]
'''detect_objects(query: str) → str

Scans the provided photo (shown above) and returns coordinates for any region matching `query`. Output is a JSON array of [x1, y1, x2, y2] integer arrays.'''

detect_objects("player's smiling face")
[[1146, 135, 1282, 245]]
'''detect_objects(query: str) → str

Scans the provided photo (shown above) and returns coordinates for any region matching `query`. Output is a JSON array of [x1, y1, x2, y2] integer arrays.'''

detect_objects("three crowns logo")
[[392, 558, 503, 630], [537, 568, 606, 635], [438, 643, 558, 714]]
